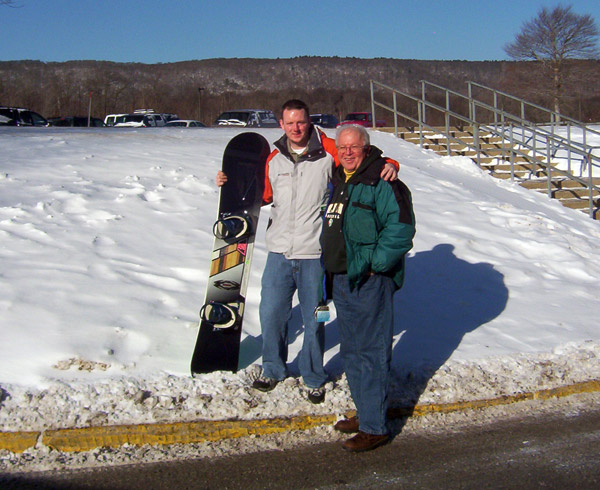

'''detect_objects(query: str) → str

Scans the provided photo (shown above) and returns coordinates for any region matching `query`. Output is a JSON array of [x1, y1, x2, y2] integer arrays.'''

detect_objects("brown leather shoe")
[[342, 431, 389, 452], [334, 416, 359, 434]]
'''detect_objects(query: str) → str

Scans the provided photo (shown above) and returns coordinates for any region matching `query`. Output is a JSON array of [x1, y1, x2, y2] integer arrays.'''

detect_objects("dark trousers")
[[333, 273, 395, 435]]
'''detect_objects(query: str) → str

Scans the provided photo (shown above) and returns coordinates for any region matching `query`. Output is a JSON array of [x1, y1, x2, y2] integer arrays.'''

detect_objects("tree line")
[[2, 57, 600, 125]]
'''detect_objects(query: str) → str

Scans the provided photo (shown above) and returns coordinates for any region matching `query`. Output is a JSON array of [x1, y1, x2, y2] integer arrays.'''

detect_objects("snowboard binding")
[[213, 215, 250, 241], [199, 301, 240, 330]]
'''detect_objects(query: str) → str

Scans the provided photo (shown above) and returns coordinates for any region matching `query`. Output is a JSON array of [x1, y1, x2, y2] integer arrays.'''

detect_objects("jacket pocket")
[[346, 202, 378, 244]]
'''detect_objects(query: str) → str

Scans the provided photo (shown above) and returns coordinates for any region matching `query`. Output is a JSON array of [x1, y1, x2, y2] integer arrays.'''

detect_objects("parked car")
[[338, 112, 386, 128], [310, 113, 339, 128], [104, 113, 127, 127], [165, 120, 206, 128], [48, 116, 105, 127], [113, 114, 147, 127], [0, 106, 48, 126], [162, 113, 179, 123], [114, 112, 167, 128], [214, 109, 279, 128]]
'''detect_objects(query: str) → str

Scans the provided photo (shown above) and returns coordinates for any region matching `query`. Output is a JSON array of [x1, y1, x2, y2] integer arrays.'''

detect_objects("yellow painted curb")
[[1, 379, 599, 454], [43, 414, 338, 453], [0, 431, 41, 453]]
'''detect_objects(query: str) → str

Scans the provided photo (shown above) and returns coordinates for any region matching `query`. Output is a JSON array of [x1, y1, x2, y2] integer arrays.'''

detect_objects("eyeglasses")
[[336, 145, 366, 154]]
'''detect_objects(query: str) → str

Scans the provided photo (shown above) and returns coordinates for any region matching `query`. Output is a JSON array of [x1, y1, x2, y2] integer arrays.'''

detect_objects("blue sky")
[[2, 0, 600, 62]]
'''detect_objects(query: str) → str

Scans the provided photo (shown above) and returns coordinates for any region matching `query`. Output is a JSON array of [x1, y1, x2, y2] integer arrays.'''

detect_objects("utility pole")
[[87, 91, 92, 127], [198, 87, 205, 122]]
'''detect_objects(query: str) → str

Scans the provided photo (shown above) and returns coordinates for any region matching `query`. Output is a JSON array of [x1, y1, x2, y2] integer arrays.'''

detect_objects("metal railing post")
[[393, 91, 398, 137], [546, 135, 553, 198], [370, 80, 376, 129], [493, 91, 498, 125], [509, 124, 515, 182], [587, 151, 593, 218], [468, 81, 474, 121], [445, 100, 451, 156], [421, 81, 426, 125], [500, 116, 507, 163], [582, 127, 588, 177], [474, 123, 481, 168], [418, 101, 424, 148], [566, 122, 572, 174], [532, 126, 538, 177]]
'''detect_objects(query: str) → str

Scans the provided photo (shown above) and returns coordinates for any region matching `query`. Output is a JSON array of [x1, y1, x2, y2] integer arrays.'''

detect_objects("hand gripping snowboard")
[[191, 132, 269, 375]]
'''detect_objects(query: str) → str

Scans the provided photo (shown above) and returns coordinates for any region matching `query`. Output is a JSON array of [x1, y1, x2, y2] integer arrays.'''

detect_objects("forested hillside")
[[1, 57, 599, 124]]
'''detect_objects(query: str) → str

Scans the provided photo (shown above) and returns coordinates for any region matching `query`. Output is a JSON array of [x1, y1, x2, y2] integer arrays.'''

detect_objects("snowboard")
[[191, 132, 269, 375]]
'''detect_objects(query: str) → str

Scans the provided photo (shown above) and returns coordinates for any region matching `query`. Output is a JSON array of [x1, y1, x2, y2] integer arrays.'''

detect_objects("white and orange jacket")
[[262, 126, 398, 260]]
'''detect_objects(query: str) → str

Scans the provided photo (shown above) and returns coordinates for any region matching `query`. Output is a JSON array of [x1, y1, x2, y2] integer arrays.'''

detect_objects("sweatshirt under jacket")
[[321, 146, 416, 291]]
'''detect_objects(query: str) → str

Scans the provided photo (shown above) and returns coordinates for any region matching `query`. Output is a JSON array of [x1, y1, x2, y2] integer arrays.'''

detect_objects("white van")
[[104, 113, 127, 127], [106, 110, 176, 128], [214, 109, 279, 128], [113, 110, 168, 128]]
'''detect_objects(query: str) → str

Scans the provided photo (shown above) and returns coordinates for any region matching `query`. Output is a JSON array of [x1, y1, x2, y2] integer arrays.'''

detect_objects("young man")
[[322, 124, 415, 451], [217, 100, 397, 403]]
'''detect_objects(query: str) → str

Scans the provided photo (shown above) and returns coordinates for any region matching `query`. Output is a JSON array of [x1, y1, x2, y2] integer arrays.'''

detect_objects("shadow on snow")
[[239, 243, 509, 412]]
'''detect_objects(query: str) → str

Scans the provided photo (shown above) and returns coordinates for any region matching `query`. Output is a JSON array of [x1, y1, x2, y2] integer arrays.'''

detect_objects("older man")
[[321, 124, 415, 452]]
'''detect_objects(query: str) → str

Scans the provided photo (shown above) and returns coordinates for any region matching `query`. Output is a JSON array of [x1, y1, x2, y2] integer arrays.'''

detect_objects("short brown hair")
[[281, 99, 310, 119]]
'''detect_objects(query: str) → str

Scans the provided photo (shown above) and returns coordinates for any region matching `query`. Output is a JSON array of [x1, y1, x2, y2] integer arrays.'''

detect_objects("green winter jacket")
[[326, 146, 416, 291]]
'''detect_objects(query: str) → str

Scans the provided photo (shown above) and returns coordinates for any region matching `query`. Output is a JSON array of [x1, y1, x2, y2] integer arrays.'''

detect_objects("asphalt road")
[[3, 406, 600, 489]]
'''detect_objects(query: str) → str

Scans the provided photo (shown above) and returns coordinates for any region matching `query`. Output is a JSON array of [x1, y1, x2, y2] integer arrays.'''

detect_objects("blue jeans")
[[333, 273, 395, 435], [259, 252, 328, 388]]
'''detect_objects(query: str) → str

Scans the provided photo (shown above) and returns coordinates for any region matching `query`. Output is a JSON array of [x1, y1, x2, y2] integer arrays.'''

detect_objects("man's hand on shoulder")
[[380, 162, 398, 181]]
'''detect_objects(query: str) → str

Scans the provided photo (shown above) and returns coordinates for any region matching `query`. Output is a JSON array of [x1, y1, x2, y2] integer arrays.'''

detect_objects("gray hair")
[[335, 124, 370, 146]]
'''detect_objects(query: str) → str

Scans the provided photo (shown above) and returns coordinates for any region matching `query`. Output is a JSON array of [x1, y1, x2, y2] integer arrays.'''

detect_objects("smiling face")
[[280, 108, 310, 149], [336, 127, 368, 172]]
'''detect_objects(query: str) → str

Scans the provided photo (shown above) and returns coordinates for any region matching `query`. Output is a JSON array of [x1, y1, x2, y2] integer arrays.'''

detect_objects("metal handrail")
[[423, 80, 600, 165], [370, 80, 487, 166], [370, 79, 599, 218], [419, 81, 600, 201], [464, 84, 600, 161], [467, 80, 600, 139]]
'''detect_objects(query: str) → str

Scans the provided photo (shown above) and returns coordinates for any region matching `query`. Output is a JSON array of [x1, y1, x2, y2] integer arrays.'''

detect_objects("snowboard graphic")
[[191, 132, 269, 375]]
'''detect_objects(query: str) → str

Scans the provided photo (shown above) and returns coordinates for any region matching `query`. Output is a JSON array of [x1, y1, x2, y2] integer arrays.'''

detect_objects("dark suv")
[[310, 113, 339, 128], [0, 106, 48, 126], [48, 116, 105, 127]]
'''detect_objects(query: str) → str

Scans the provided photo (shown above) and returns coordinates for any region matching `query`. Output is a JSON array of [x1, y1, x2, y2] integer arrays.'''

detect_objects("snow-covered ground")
[[0, 126, 599, 471]]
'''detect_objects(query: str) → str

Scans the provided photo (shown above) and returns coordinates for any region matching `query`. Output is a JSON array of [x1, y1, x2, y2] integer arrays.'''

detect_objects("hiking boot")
[[307, 386, 325, 404], [334, 416, 359, 434], [342, 431, 389, 452], [252, 376, 279, 392]]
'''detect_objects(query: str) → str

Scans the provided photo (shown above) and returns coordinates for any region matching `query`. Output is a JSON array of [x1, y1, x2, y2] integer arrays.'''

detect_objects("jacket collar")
[[274, 125, 327, 162]]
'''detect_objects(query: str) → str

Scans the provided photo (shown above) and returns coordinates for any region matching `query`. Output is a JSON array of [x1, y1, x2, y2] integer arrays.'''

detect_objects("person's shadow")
[[239, 243, 509, 417], [324, 243, 509, 416]]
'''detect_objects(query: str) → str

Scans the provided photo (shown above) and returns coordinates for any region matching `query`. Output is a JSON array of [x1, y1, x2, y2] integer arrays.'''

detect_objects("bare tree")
[[504, 4, 599, 116]]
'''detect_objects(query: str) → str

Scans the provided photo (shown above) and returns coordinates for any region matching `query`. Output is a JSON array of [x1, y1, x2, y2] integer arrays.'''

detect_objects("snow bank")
[[0, 127, 599, 437]]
